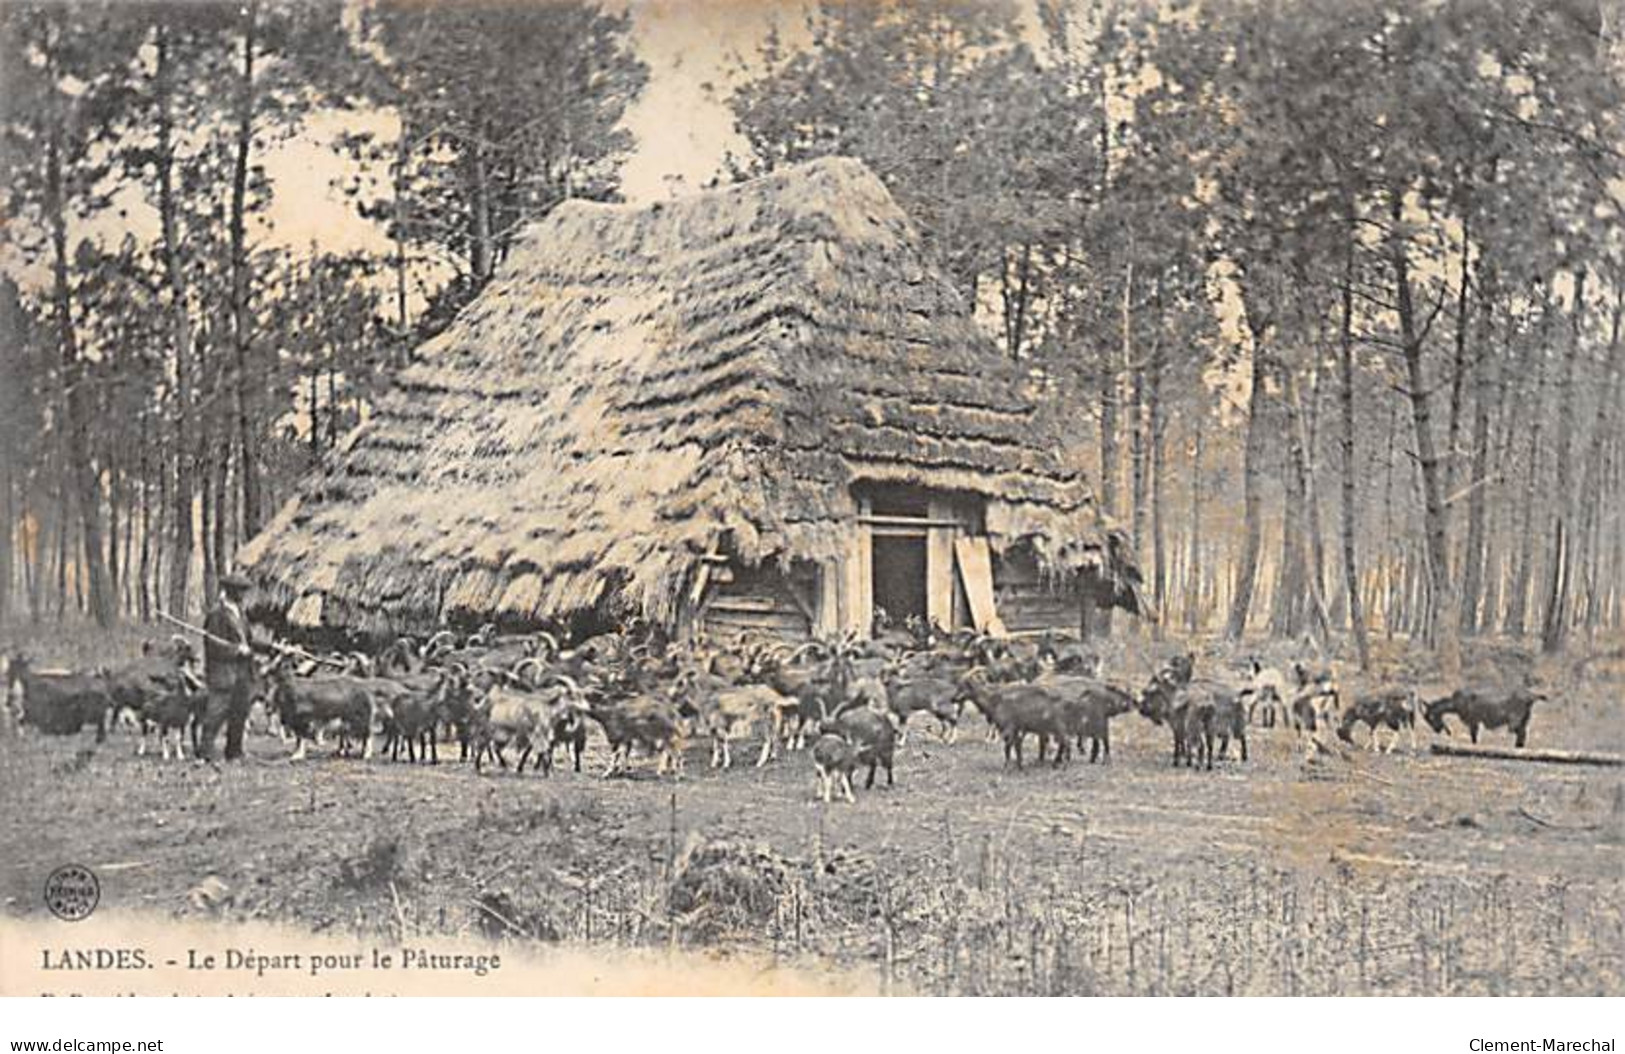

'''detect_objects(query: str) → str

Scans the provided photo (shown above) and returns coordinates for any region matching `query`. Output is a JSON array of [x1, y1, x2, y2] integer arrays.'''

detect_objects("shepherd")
[[199, 572, 256, 762]]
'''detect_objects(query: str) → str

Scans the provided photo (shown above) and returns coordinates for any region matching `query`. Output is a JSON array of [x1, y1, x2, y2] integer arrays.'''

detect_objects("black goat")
[[1337, 688, 1418, 753], [6, 654, 113, 743], [1423, 688, 1542, 748]]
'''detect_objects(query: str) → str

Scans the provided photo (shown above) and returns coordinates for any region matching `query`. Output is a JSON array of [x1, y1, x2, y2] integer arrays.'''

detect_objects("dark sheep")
[[1423, 688, 1542, 748], [811, 732, 862, 803], [1337, 688, 1418, 753], [821, 706, 896, 788], [6, 655, 113, 744]]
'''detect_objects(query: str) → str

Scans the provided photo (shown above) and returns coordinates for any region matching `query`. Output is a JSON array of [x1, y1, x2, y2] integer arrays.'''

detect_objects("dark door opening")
[[872, 534, 926, 629]]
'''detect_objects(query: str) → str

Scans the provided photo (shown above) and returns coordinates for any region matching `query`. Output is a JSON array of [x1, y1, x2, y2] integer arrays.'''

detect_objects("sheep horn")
[[539, 672, 582, 697], [511, 656, 547, 686]]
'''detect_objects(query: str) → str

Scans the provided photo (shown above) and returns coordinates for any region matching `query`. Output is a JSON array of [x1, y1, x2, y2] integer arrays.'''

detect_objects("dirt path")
[[3, 692, 1621, 995]]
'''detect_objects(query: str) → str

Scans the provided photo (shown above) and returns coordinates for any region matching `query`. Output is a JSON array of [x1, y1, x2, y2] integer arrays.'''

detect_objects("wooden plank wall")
[[698, 563, 815, 643], [994, 549, 1076, 636]]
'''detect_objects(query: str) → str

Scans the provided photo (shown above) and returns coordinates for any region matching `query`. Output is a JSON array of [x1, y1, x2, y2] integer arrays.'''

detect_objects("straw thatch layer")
[[239, 157, 1116, 633]]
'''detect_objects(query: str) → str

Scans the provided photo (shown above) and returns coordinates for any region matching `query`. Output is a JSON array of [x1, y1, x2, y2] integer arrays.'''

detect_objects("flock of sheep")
[[2, 620, 1547, 803]]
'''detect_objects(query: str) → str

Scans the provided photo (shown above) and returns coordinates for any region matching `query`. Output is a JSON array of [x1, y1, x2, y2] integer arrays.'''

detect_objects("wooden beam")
[[858, 500, 873, 635], [688, 541, 723, 608], [687, 563, 713, 609], [867, 525, 929, 539], [706, 596, 779, 613], [926, 498, 956, 631], [816, 560, 840, 638], [1429, 742, 1623, 767], [857, 514, 963, 528], [840, 497, 872, 636]]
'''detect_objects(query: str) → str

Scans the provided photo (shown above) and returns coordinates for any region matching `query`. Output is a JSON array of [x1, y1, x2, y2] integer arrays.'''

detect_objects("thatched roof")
[[239, 157, 1124, 633]]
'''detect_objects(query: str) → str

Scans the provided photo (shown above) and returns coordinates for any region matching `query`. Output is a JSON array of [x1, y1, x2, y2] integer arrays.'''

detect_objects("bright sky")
[[256, 0, 792, 260], [617, 0, 792, 201], [3, 1, 789, 297]]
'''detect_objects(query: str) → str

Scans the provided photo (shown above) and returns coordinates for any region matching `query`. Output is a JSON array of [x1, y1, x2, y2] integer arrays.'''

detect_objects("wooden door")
[[954, 536, 1007, 636]]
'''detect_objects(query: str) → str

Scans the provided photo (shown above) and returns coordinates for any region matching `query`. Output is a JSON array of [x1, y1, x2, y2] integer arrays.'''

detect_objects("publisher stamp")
[[43, 865, 100, 922]]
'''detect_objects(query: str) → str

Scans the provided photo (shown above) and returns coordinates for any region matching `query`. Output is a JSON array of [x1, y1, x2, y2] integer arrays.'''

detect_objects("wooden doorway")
[[838, 484, 984, 637], [872, 533, 927, 627]]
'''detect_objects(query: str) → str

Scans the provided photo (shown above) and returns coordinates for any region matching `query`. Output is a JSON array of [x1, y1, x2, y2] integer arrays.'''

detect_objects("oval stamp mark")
[[44, 864, 100, 922]]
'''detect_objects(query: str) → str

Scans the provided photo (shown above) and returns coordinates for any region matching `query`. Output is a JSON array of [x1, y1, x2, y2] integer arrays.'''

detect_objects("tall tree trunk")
[[1381, 395, 1398, 640], [1188, 407, 1204, 636], [72, 511, 85, 616], [1272, 356, 1309, 639], [1444, 214, 1474, 503], [1226, 324, 1270, 641], [1541, 269, 1586, 654], [309, 365, 321, 465], [200, 428, 216, 602], [0, 451, 11, 627], [1484, 330, 1522, 633], [1605, 431, 1618, 630], [53, 472, 67, 623], [1459, 277, 1499, 635], [157, 23, 195, 618], [1130, 360, 1146, 571], [327, 351, 340, 448], [1001, 242, 1034, 358], [231, 2, 263, 541], [45, 111, 115, 628], [107, 447, 120, 617], [153, 417, 169, 615], [26, 492, 43, 623], [1539, 521, 1568, 654], [212, 435, 230, 590], [1390, 193, 1460, 676], [1291, 363, 1332, 647], [1575, 285, 1622, 636], [1095, 263, 1128, 639], [1304, 357, 1328, 623], [1506, 289, 1551, 636], [1148, 317, 1166, 641], [138, 411, 152, 621], [122, 467, 136, 616]]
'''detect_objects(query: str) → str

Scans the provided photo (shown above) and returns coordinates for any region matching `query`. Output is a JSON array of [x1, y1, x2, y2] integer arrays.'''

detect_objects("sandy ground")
[[3, 651, 1621, 995]]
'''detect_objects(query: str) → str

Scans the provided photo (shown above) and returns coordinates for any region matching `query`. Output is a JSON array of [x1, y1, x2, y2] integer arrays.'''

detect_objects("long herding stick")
[[157, 610, 346, 670]]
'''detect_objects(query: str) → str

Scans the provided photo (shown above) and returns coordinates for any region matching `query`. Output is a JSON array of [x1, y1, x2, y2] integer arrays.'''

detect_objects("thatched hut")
[[238, 157, 1143, 641]]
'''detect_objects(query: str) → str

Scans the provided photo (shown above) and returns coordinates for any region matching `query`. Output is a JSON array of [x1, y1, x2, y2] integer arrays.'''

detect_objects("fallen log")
[[1430, 742, 1623, 767]]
